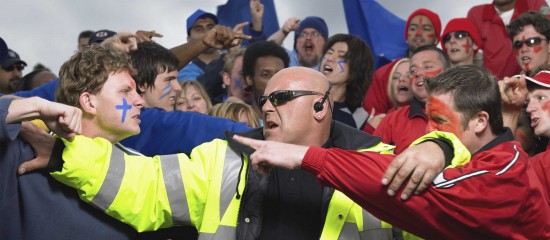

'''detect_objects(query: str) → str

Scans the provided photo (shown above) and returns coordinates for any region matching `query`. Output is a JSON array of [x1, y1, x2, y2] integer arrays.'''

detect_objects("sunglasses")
[[512, 37, 547, 50], [443, 31, 470, 43], [258, 90, 322, 108], [2, 65, 24, 71]]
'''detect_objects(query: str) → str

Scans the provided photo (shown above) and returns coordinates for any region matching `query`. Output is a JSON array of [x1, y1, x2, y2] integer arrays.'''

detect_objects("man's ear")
[[222, 72, 231, 86], [79, 92, 96, 115], [472, 111, 489, 134], [472, 41, 479, 52], [137, 85, 147, 94]]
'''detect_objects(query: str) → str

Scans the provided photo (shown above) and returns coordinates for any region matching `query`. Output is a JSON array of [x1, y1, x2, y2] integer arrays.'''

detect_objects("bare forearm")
[[6, 97, 43, 123], [170, 39, 209, 70], [267, 29, 287, 45]]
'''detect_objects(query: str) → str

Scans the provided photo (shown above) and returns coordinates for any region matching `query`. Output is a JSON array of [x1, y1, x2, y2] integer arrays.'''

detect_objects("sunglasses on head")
[[2, 65, 24, 72], [443, 31, 470, 43], [512, 37, 547, 50]]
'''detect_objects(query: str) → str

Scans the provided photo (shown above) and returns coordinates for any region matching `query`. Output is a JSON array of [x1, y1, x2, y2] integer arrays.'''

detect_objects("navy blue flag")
[[217, 0, 279, 46], [343, 0, 408, 68]]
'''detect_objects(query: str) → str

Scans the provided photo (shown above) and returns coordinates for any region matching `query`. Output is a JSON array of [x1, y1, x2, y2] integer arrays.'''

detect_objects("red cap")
[[441, 18, 482, 55], [405, 8, 442, 43], [525, 71, 550, 88]]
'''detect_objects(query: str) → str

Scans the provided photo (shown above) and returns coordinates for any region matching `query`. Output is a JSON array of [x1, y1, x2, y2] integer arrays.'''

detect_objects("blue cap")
[[1, 49, 27, 68], [186, 9, 218, 36], [0, 37, 7, 62], [88, 29, 117, 44], [294, 16, 329, 49]]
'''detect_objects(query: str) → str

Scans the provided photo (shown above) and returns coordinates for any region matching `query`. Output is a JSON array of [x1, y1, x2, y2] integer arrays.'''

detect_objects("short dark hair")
[[129, 41, 179, 94], [322, 34, 374, 111], [411, 45, 451, 69], [78, 30, 93, 40], [242, 41, 289, 79], [508, 11, 550, 40], [425, 65, 503, 134]]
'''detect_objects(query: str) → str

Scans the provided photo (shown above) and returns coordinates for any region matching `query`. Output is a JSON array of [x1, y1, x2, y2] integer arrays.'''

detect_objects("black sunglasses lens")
[[513, 37, 543, 49], [443, 34, 451, 43], [513, 40, 523, 49], [258, 96, 267, 108], [455, 32, 469, 39], [526, 37, 542, 47]]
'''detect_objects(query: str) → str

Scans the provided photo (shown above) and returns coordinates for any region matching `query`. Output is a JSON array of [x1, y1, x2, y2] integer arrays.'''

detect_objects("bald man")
[[47, 66, 450, 239]]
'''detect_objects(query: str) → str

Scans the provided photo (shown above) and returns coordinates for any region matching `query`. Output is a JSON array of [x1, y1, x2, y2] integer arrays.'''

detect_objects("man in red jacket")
[[467, 0, 548, 80], [234, 65, 550, 239]]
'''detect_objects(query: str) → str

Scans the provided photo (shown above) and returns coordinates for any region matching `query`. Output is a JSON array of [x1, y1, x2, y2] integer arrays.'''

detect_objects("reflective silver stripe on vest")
[[160, 154, 191, 225], [339, 222, 360, 240], [358, 209, 394, 240], [219, 148, 242, 220], [198, 225, 237, 240], [90, 145, 125, 211]]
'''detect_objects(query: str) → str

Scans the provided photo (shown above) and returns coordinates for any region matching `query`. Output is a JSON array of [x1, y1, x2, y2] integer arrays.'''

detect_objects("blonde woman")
[[209, 100, 260, 127], [175, 80, 213, 114]]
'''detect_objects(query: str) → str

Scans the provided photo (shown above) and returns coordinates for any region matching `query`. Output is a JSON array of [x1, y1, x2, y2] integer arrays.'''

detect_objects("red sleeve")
[[530, 151, 550, 204], [363, 64, 393, 115], [362, 122, 376, 134], [302, 143, 550, 239]]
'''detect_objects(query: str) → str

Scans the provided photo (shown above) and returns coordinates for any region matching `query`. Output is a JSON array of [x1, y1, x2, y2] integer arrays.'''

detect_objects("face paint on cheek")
[[158, 84, 173, 100], [337, 60, 346, 74], [542, 99, 550, 113], [462, 39, 472, 54], [426, 33, 435, 38], [533, 45, 543, 53], [232, 76, 244, 90], [424, 68, 442, 77], [426, 97, 463, 139], [115, 98, 132, 123]]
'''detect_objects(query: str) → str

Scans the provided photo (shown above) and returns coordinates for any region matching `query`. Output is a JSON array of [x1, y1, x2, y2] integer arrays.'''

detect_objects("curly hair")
[[508, 11, 550, 40], [242, 41, 289, 79], [56, 44, 135, 107], [322, 34, 374, 111]]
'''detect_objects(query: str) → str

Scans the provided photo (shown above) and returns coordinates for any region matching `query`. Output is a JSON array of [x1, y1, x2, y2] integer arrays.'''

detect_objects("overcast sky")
[[1, 0, 545, 75]]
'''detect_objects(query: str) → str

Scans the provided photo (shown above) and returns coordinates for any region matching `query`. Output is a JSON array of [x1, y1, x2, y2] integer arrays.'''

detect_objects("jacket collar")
[[473, 128, 515, 156], [408, 97, 427, 120]]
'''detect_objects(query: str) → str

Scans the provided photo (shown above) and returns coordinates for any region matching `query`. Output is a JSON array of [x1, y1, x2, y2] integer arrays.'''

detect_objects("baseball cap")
[[524, 71, 550, 88], [1, 49, 27, 69], [88, 29, 117, 44], [0, 37, 7, 62], [186, 9, 218, 35]]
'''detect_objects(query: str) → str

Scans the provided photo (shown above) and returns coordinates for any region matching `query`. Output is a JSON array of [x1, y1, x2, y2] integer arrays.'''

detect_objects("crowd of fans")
[[2, 0, 550, 239]]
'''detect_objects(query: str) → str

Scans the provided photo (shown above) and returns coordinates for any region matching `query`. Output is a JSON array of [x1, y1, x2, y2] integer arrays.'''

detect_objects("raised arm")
[[267, 17, 300, 45], [170, 25, 251, 69]]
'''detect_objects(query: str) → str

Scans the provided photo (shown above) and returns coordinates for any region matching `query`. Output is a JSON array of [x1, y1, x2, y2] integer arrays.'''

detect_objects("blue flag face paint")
[[159, 84, 173, 100], [231, 76, 245, 90], [115, 98, 132, 123], [337, 60, 346, 74]]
